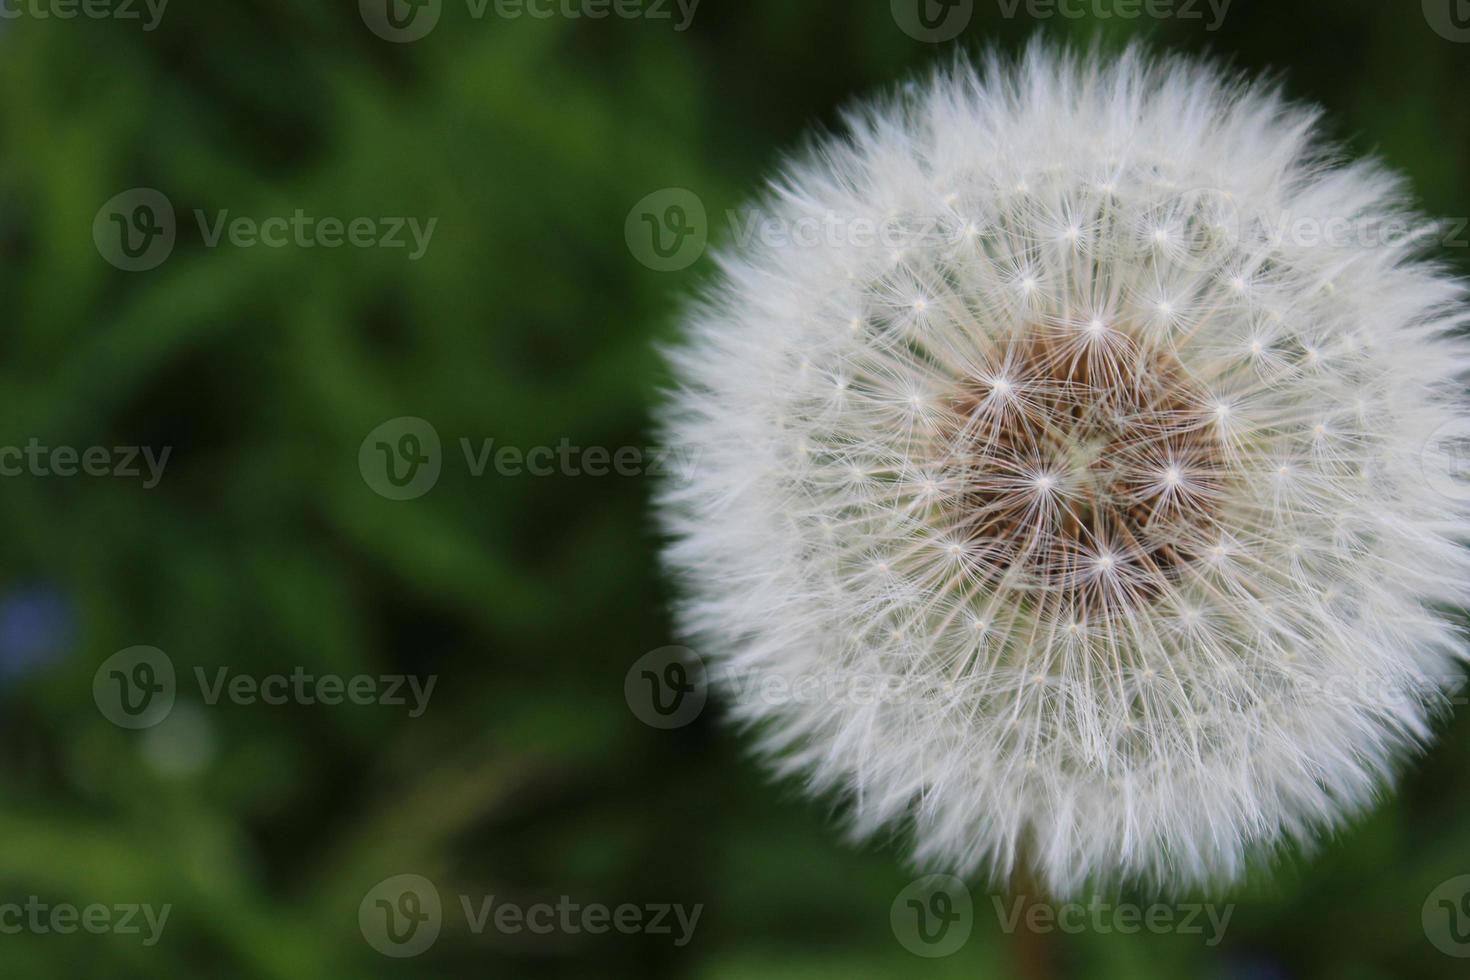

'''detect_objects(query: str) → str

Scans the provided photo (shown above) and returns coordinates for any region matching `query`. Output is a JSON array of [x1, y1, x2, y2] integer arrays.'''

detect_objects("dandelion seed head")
[[656, 45, 1470, 897]]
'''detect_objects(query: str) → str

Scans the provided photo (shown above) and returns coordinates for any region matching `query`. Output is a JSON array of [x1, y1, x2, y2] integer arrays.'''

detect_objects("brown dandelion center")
[[947, 331, 1226, 608]]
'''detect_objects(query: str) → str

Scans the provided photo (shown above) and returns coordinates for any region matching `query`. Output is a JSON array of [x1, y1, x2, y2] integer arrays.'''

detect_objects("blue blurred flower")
[[0, 584, 75, 681], [1225, 951, 1293, 980]]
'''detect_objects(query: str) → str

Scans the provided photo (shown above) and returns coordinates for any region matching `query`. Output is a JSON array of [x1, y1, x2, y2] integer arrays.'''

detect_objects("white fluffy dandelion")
[[656, 45, 1470, 895]]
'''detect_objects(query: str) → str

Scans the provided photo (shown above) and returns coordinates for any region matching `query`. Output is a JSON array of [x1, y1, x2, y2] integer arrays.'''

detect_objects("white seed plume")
[[656, 45, 1470, 895]]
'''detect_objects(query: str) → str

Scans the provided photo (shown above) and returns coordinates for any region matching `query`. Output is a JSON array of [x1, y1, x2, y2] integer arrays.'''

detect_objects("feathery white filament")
[[657, 45, 1470, 896]]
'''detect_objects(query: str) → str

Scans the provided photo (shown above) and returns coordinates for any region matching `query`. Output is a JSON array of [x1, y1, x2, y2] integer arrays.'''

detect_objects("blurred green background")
[[0, 0, 1468, 977]]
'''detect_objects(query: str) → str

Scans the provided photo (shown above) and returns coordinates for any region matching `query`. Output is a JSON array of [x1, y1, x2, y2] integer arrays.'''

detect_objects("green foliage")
[[0, 2, 1466, 977]]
